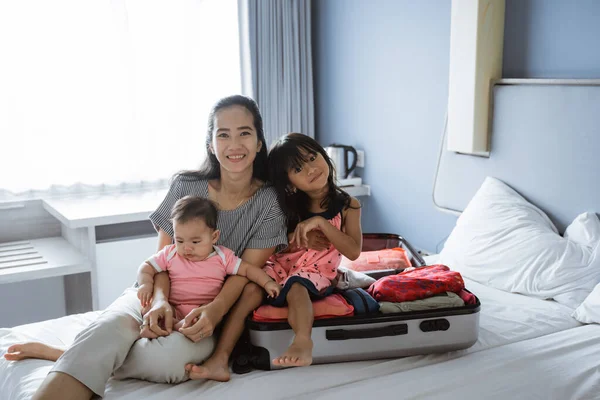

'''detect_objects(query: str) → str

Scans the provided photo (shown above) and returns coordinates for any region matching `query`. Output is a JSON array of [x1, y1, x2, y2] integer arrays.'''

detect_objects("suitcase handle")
[[399, 236, 426, 267], [362, 233, 426, 267], [325, 323, 408, 340]]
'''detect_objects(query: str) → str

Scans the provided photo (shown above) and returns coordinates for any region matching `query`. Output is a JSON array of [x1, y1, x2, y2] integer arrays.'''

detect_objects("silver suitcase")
[[242, 234, 480, 371]]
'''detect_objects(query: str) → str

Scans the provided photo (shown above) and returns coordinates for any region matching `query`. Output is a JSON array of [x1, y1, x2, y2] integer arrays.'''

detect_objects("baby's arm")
[[237, 261, 281, 298], [137, 262, 158, 307]]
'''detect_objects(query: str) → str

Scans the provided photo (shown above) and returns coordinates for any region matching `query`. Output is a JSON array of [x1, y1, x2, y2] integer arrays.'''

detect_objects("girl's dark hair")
[[174, 95, 268, 182], [171, 196, 218, 229], [268, 133, 356, 232]]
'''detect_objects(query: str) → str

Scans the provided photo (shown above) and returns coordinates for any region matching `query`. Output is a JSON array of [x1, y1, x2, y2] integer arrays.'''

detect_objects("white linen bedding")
[[0, 277, 582, 400], [310, 324, 600, 400]]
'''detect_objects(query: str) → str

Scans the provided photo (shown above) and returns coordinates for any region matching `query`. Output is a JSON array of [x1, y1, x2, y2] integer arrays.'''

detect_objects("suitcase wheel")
[[232, 354, 253, 375], [232, 346, 273, 373]]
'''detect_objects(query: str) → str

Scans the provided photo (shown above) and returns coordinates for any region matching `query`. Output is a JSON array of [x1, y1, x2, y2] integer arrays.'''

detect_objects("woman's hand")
[[178, 304, 222, 342], [290, 216, 326, 249], [140, 298, 174, 338]]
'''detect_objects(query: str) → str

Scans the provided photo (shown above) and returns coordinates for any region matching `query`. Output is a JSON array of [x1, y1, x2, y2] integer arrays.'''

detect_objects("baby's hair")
[[268, 133, 356, 232], [170, 196, 218, 230]]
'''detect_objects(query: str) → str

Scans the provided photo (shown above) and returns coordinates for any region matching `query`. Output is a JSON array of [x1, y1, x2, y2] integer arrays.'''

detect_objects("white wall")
[[0, 277, 66, 328], [0, 202, 66, 328]]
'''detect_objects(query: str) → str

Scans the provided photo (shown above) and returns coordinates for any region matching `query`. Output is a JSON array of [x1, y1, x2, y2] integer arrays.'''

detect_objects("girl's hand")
[[264, 281, 281, 298], [179, 304, 221, 342], [137, 283, 153, 308], [291, 216, 326, 249], [306, 230, 330, 251], [141, 298, 174, 338]]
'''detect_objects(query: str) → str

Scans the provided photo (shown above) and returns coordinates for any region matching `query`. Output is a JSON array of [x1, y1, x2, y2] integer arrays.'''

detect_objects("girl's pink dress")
[[264, 212, 343, 293]]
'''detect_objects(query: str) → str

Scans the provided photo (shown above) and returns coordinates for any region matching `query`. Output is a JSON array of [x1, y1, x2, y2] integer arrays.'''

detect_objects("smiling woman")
[[0, 0, 241, 194], [212, 115, 261, 166]]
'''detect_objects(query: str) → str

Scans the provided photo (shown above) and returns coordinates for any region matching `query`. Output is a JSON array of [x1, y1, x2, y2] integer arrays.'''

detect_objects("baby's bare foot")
[[3, 342, 64, 362], [272, 336, 313, 367], [185, 352, 230, 382]]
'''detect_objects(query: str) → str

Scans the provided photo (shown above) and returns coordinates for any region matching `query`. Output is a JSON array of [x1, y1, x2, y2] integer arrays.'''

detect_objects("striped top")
[[149, 177, 287, 257]]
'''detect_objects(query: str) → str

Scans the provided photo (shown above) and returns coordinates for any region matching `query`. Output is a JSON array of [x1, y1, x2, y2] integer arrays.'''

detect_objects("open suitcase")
[[238, 233, 480, 371]]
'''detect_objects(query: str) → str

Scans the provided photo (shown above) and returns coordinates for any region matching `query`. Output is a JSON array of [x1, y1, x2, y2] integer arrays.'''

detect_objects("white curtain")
[[238, 0, 314, 145], [0, 0, 241, 194]]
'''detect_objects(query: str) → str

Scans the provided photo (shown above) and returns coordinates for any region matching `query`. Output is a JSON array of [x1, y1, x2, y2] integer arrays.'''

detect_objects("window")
[[0, 0, 241, 194]]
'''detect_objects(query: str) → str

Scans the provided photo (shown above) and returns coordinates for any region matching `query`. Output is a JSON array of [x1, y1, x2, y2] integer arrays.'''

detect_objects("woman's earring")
[[285, 186, 297, 195]]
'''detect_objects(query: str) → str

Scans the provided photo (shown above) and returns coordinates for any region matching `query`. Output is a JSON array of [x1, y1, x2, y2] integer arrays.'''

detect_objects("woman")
[[8, 95, 287, 400]]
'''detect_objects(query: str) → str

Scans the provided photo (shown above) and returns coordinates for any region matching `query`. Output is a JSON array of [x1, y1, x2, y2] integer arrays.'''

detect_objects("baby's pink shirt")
[[147, 244, 242, 320]]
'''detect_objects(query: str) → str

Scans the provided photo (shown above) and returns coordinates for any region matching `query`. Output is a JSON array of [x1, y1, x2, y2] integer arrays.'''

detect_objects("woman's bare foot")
[[272, 336, 313, 367], [3, 342, 64, 362], [185, 352, 231, 382]]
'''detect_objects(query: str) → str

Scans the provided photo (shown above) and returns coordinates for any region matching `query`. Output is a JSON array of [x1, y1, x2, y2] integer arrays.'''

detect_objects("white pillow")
[[439, 177, 600, 309], [573, 283, 600, 324]]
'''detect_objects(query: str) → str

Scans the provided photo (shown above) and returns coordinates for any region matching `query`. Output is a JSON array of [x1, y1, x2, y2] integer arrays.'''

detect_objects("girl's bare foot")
[[3, 342, 64, 362], [185, 352, 231, 382], [272, 336, 313, 367]]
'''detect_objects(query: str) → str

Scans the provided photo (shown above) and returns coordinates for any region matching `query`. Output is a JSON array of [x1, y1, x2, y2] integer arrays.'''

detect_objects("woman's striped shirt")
[[149, 177, 287, 257]]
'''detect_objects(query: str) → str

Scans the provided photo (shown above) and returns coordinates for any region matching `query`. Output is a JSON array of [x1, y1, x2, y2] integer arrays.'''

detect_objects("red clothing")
[[458, 289, 477, 305], [368, 264, 465, 303]]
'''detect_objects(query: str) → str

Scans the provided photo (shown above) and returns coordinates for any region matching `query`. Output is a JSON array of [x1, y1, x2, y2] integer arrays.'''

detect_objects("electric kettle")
[[325, 144, 358, 180]]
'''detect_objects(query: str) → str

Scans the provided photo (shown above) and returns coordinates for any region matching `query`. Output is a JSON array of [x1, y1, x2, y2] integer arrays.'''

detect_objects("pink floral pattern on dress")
[[263, 213, 343, 293]]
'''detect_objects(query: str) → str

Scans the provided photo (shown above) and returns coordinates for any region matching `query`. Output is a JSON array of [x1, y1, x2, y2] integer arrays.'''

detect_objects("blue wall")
[[503, 0, 600, 78], [312, 0, 600, 252]]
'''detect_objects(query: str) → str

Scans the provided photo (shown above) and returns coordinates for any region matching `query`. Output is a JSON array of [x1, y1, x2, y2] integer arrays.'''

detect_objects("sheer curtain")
[[239, 0, 314, 145], [0, 0, 241, 194]]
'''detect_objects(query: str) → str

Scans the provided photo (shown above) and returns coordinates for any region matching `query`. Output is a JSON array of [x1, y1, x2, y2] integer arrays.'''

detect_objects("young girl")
[[263, 133, 363, 367]]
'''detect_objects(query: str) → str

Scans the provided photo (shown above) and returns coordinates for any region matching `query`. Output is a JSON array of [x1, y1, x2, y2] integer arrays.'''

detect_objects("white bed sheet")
[[0, 276, 582, 400], [309, 324, 600, 400]]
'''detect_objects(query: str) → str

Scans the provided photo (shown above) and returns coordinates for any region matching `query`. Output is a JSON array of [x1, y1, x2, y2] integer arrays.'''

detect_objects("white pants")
[[52, 288, 215, 396]]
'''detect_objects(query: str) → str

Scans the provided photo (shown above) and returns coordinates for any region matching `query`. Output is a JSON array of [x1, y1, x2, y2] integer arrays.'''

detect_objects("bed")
[[0, 275, 584, 399], [313, 324, 600, 400], [2, 81, 600, 399]]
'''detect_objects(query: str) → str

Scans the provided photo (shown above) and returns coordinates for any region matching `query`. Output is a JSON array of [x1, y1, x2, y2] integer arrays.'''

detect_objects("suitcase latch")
[[419, 318, 450, 332]]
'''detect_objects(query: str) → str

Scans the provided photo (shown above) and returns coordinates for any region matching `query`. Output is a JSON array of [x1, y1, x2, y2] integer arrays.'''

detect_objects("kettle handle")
[[344, 146, 358, 178]]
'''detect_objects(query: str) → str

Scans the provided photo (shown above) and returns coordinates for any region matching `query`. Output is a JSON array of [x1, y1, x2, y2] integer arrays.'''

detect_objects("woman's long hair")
[[174, 95, 268, 183], [268, 133, 354, 232]]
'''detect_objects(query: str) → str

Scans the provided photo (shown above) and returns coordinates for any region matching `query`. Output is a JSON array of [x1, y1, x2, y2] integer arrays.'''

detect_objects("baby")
[[137, 195, 281, 334]]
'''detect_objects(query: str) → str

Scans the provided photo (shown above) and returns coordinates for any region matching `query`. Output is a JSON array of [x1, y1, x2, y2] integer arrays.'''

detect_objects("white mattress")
[[0, 276, 583, 400], [309, 324, 600, 400]]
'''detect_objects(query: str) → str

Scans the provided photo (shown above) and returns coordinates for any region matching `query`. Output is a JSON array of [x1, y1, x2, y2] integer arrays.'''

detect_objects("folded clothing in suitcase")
[[242, 233, 480, 371]]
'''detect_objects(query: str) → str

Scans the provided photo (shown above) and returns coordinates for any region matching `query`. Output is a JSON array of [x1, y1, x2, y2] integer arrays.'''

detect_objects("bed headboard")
[[433, 80, 600, 233]]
